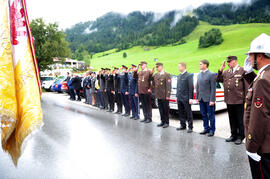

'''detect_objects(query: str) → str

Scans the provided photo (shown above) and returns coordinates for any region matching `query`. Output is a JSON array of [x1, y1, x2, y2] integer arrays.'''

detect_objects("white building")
[[40, 58, 86, 77]]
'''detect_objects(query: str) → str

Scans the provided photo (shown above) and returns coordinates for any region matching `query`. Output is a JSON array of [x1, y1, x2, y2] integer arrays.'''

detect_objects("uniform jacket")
[[68, 77, 74, 90], [243, 65, 270, 154], [151, 71, 171, 100], [97, 74, 105, 91], [73, 76, 82, 90], [105, 74, 114, 91], [113, 74, 121, 93], [119, 72, 129, 93], [91, 77, 96, 91], [133, 69, 152, 94], [196, 70, 216, 102], [128, 72, 138, 95], [176, 72, 193, 102], [217, 66, 249, 104], [83, 76, 89, 89]]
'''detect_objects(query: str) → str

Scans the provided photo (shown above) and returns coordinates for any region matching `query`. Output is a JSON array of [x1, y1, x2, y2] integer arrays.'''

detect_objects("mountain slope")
[[89, 21, 270, 74]]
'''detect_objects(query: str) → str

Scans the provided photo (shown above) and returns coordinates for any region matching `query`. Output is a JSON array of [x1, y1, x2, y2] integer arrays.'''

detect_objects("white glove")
[[246, 151, 261, 162], [244, 55, 253, 74]]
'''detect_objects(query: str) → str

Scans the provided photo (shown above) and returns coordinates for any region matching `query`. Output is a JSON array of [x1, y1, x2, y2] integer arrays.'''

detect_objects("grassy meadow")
[[89, 21, 270, 74]]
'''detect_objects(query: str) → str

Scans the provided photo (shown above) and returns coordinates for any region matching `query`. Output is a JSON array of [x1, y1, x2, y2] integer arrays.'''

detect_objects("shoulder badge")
[[254, 97, 263, 108]]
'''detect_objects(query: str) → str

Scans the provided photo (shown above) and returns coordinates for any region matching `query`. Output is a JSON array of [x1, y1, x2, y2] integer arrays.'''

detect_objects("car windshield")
[[41, 77, 54, 81]]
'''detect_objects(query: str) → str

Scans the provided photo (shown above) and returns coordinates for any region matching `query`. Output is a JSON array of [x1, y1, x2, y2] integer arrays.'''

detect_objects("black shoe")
[[176, 126, 186, 131], [77, 99, 81, 101], [163, 124, 169, 128], [225, 136, 237, 142], [124, 114, 130, 117], [208, 132, 214, 137], [134, 116, 140, 120], [187, 129, 193, 133], [114, 111, 119, 114], [157, 123, 164, 127], [130, 116, 135, 119], [200, 130, 209, 135], [234, 139, 242, 145], [140, 119, 147, 123], [145, 119, 152, 123]]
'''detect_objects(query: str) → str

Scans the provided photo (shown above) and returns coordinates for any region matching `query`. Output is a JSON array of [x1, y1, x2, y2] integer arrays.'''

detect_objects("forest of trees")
[[194, 0, 270, 25], [64, 0, 270, 62], [65, 11, 199, 56]]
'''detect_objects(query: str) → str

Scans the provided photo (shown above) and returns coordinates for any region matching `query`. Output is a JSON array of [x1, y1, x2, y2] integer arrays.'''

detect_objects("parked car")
[[41, 76, 55, 91], [51, 78, 66, 93], [169, 74, 227, 113], [61, 80, 69, 93]]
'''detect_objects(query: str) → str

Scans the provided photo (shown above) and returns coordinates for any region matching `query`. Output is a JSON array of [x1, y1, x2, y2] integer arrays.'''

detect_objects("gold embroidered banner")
[[0, 0, 43, 165]]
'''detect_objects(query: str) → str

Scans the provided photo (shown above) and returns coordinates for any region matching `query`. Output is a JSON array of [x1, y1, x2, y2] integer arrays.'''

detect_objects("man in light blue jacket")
[[196, 59, 216, 137]]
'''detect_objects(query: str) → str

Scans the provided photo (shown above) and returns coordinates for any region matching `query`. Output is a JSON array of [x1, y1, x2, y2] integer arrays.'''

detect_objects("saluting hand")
[[220, 60, 226, 72], [148, 89, 152, 93], [135, 65, 139, 71], [151, 67, 155, 73]]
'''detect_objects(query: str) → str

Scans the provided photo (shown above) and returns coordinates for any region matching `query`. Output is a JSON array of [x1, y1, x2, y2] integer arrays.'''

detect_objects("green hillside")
[[89, 21, 270, 74]]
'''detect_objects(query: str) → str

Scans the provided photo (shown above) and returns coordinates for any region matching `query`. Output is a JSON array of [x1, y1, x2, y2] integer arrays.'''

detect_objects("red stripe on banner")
[[21, 0, 42, 96], [216, 91, 224, 94]]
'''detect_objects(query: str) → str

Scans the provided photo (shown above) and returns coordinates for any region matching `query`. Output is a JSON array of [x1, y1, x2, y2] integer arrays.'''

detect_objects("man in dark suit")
[[68, 74, 75, 100], [97, 68, 107, 109], [105, 68, 115, 112], [113, 67, 123, 114], [196, 59, 216, 137], [120, 65, 130, 117], [176, 62, 194, 133], [129, 64, 140, 120], [73, 74, 82, 101]]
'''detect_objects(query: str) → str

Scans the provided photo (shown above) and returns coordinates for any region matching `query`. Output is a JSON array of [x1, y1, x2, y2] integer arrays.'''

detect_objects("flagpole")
[[21, 0, 42, 96]]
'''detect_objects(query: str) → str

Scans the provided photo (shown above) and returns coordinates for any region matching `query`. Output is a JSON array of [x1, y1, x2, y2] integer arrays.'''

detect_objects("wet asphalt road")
[[0, 94, 251, 179]]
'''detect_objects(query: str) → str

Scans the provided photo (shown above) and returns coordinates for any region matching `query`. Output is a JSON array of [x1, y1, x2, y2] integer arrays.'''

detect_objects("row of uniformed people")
[[66, 33, 270, 178]]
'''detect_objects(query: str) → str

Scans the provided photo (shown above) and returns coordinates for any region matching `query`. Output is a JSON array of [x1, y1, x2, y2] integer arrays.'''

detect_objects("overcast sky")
[[26, 0, 247, 29]]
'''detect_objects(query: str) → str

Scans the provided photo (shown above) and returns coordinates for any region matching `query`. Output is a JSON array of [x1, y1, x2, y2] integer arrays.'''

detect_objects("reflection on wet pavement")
[[0, 94, 251, 178]]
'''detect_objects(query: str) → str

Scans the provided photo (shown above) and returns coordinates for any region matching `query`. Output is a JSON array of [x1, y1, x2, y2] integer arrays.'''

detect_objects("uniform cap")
[[140, 61, 147, 65], [227, 56, 237, 62], [156, 62, 163, 66]]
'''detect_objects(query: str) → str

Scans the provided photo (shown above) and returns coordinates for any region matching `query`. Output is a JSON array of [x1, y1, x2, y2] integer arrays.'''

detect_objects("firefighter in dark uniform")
[[134, 61, 153, 123], [150, 63, 171, 128], [97, 68, 108, 110], [217, 56, 249, 145], [113, 67, 122, 114], [105, 68, 115, 112], [120, 65, 130, 117], [128, 64, 140, 120], [243, 33, 270, 179]]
